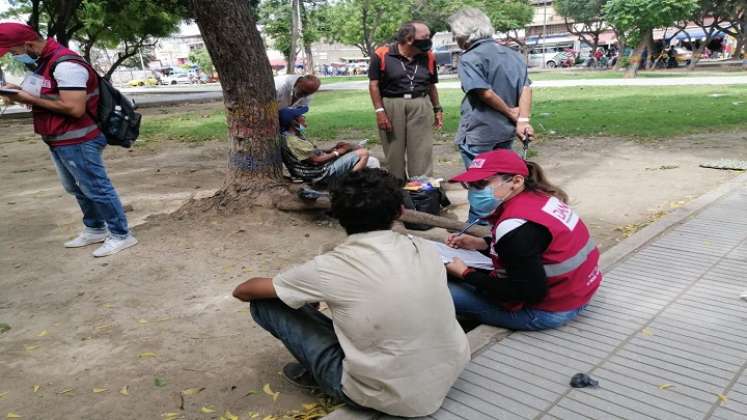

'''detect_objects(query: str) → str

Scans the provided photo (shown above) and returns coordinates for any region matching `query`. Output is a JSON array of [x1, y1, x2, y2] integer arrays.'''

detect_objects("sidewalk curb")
[[324, 170, 747, 420]]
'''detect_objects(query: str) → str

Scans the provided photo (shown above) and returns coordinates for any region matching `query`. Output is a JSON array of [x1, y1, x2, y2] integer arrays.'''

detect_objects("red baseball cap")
[[450, 149, 528, 183], [0, 22, 39, 57]]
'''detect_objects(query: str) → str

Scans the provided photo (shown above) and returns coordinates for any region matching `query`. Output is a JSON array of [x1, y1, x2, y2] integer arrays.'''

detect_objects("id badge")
[[21, 73, 44, 97], [403, 93, 412, 99]]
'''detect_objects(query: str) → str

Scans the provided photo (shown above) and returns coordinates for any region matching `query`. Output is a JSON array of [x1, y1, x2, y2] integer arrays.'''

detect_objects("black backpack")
[[52, 55, 142, 148]]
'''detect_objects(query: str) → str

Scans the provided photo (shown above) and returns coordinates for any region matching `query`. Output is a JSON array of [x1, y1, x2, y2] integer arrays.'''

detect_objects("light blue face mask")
[[468, 185, 503, 218], [12, 53, 38, 65]]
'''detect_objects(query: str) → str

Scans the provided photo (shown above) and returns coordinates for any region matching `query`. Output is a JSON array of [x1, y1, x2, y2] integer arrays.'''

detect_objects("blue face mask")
[[468, 185, 503, 218], [12, 53, 38, 65]]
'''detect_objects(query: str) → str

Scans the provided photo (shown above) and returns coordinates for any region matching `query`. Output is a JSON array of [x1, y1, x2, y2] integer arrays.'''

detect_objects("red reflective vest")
[[487, 191, 602, 312], [32, 39, 100, 147]]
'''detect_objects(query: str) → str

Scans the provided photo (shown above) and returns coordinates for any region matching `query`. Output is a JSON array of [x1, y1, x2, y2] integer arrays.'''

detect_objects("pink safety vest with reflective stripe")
[[487, 191, 602, 312], [32, 39, 101, 147]]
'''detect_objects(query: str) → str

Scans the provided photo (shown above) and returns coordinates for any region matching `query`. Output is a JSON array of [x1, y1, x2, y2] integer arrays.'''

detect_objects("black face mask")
[[413, 38, 432, 52]]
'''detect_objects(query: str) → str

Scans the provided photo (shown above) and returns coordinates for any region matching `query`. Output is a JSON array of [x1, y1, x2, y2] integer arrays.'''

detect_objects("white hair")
[[448, 7, 495, 48]]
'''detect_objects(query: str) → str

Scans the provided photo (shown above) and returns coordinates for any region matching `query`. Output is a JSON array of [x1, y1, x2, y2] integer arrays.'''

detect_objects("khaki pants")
[[379, 96, 434, 180]]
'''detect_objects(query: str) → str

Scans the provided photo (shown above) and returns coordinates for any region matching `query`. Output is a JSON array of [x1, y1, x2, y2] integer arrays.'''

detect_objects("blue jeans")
[[50, 135, 130, 238], [448, 281, 584, 331], [459, 142, 513, 224], [250, 299, 362, 408]]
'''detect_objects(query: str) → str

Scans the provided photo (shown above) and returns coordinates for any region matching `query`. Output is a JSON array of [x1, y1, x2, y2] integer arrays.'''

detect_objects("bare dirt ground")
[[1, 105, 745, 419]]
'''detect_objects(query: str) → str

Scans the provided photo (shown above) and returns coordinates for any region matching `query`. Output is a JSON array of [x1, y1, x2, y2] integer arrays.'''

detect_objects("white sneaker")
[[92, 235, 138, 257], [64, 229, 108, 248]]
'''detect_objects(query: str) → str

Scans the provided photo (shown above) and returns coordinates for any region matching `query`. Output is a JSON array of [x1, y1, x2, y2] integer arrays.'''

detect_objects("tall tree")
[[603, 0, 698, 77], [678, 0, 741, 70], [721, 0, 746, 61], [322, 0, 410, 57], [259, 0, 327, 72], [188, 0, 282, 203], [478, 0, 534, 54], [6, 0, 182, 77], [555, 0, 610, 51], [75, 0, 182, 79]]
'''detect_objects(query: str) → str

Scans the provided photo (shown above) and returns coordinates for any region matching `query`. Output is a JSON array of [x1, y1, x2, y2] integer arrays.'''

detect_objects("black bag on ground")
[[52, 55, 142, 148], [402, 188, 451, 231]]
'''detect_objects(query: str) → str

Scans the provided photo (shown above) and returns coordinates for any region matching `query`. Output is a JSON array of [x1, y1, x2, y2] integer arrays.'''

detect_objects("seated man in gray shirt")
[[449, 8, 534, 223], [233, 169, 470, 417]]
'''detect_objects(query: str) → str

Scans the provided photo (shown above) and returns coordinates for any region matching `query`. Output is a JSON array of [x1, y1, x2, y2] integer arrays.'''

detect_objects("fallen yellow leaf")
[[718, 393, 728, 405], [200, 406, 216, 414], [37, 330, 47, 337], [302, 403, 319, 411], [658, 384, 673, 390], [161, 412, 181, 418], [56, 388, 73, 395], [222, 410, 239, 420], [641, 328, 653, 336], [251, 414, 259, 419], [32, 385, 39, 393], [0, 392, 7, 399], [6, 413, 22, 419], [181, 387, 204, 396], [261, 416, 275, 420], [119, 385, 129, 396], [24, 345, 39, 352], [137, 352, 157, 358], [93, 388, 108, 393], [263, 383, 279, 402], [138, 319, 148, 324]]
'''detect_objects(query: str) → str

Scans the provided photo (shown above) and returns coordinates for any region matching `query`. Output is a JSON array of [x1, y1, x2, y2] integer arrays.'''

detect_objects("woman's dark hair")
[[330, 168, 404, 235], [523, 161, 569, 203]]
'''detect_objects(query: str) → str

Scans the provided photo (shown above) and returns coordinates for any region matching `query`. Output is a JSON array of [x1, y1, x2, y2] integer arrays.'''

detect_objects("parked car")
[[161, 72, 192, 85], [127, 77, 158, 87]]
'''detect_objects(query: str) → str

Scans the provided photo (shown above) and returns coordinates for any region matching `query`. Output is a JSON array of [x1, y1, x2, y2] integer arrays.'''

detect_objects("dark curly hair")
[[330, 168, 404, 235]]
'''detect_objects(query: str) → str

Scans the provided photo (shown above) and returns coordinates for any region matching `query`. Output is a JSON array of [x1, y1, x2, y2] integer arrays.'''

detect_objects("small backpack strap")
[[426, 50, 436, 75], [374, 45, 389, 72]]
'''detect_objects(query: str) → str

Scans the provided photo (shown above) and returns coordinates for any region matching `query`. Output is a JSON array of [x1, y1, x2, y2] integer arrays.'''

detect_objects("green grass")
[[138, 85, 747, 145], [318, 75, 368, 84], [526, 70, 741, 81]]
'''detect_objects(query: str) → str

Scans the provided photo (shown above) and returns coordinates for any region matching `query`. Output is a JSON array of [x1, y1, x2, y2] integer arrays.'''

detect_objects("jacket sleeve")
[[462, 221, 551, 304]]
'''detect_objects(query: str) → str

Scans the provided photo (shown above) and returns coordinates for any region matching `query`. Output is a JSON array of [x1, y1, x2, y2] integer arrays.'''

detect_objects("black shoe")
[[282, 362, 320, 390]]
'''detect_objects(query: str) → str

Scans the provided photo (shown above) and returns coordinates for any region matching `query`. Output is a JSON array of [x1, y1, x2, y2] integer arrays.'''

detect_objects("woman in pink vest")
[[444, 149, 602, 330]]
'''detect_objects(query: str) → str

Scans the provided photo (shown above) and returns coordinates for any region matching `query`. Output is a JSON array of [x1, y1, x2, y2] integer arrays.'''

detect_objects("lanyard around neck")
[[399, 60, 418, 91]]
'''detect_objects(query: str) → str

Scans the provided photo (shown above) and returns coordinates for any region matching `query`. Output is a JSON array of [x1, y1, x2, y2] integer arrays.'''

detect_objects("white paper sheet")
[[427, 240, 494, 271]]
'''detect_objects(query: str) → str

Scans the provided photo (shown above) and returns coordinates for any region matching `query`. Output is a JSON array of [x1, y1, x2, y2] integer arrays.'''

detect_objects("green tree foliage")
[[680, 1, 743, 68], [189, 47, 215, 75], [603, 0, 698, 75], [323, 0, 531, 56], [4, 0, 183, 78], [555, 0, 610, 49], [321, 0, 412, 56], [259, 0, 328, 61]]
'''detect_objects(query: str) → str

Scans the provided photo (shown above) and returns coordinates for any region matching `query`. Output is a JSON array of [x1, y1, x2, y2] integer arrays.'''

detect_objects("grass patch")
[[527, 70, 743, 81], [319, 76, 368, 84], [139, 84, 747, 145]]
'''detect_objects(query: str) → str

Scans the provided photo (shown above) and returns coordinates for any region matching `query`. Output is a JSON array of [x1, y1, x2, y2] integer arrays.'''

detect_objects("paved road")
[[3, 75, 746, 117]]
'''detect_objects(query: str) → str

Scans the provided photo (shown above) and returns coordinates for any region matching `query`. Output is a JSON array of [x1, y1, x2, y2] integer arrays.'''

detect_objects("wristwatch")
[[433, 106, 443, 113]]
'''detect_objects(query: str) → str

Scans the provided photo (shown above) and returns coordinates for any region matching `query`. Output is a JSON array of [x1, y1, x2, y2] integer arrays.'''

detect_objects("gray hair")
[[448, 8, 495, 48]]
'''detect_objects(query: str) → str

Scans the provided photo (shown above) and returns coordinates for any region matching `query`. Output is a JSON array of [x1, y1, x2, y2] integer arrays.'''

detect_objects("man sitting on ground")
[[233, 169, 470, 417], [279, 106, 379, 185]]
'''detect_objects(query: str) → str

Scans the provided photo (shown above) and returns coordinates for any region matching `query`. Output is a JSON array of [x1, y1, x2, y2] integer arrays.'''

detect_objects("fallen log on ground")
[[275, 196, 491, 237]]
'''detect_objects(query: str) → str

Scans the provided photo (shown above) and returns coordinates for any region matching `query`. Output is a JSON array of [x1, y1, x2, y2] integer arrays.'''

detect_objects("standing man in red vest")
[[0, 23, 137, 257], [368, 21, 443, 180]]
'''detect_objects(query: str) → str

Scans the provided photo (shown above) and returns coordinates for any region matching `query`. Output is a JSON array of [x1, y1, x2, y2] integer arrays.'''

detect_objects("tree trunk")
[[624, 31, 652, 78], [304, 43, 315, 75], [613, 32, 626, 71], [287, 0, 300, 74], [688, 36, 710, 70], [644, 33, 655, 70], [189, 0, 282, 200]]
